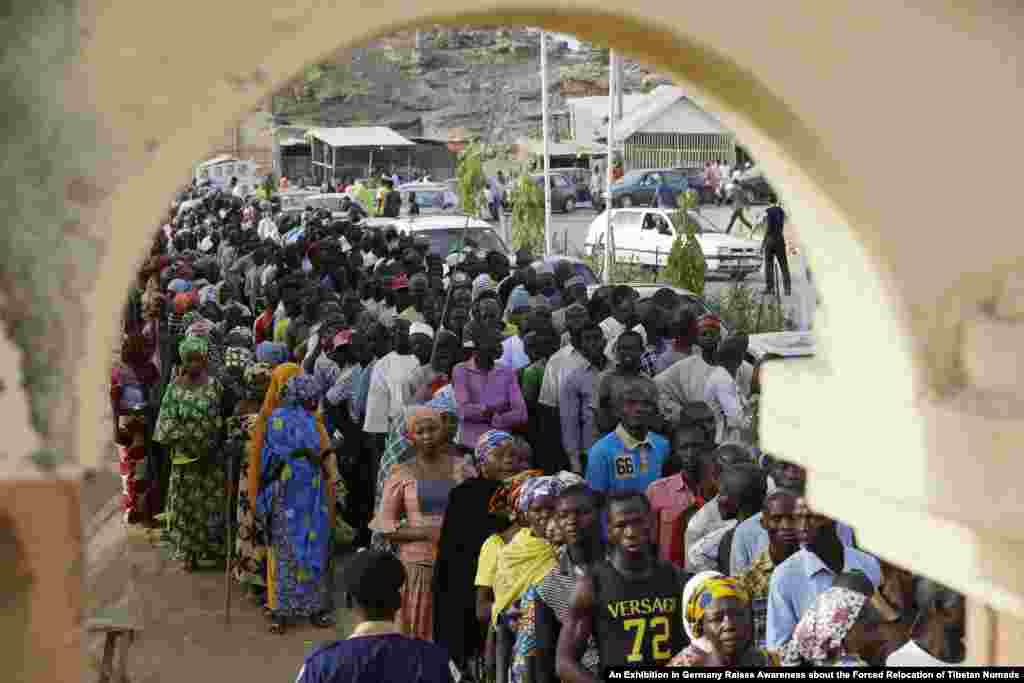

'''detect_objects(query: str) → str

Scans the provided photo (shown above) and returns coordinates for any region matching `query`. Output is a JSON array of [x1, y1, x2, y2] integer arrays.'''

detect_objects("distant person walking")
[[725, 171, 753, 234], [762, 199, 792, 296]]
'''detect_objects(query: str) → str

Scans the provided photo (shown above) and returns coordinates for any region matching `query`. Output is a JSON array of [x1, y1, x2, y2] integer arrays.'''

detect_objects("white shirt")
[[687, 518, 738, 574], [539, 345, 588, 408], [599, 317, 648, 363], [886, 640, 955, 667], [258, 216, 281, 244], [684, 496, 724, 573], [261, 263, 278, 289], [654, 354, 713, 424], [363, 351, 420, 434], [704, 366, 750, 444]]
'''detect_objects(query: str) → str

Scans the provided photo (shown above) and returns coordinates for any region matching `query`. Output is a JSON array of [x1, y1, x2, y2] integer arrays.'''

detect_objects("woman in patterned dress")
[[152, 335, 226, 571], [229, 361, 272, 602], [256, 374, 343, 635]]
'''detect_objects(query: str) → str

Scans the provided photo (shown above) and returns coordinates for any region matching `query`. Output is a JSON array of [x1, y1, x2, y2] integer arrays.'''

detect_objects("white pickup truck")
[[584, 207, 764, 280]]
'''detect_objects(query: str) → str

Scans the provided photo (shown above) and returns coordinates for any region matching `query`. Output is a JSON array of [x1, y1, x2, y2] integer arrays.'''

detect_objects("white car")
[[363, 214, 514, 263], [584, 208, 764, 279]]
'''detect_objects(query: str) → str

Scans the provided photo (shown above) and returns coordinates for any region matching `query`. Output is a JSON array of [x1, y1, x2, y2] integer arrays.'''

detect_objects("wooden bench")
[[86, 606, 142, 683]]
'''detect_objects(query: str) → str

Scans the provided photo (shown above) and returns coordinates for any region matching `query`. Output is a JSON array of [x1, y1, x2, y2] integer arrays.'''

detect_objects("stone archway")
[[2, 1, 1023, 678]]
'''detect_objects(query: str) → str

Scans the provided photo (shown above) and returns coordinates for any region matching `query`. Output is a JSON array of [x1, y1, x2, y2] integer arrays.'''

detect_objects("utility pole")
[[603, 49, 616, 284], [541, 30, 552, 257]]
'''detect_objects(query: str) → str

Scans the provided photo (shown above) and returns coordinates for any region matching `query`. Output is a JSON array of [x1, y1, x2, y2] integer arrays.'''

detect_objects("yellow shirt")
[[475, 533, 506, 587]]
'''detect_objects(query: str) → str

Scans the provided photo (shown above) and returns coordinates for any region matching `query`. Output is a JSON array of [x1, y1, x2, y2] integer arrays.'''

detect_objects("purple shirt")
[[452, 358, 528, 449]]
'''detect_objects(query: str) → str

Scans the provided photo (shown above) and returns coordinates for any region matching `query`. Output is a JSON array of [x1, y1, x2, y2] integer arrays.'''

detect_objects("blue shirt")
[[765, 546, 882, 649], [296, 633, 454, 683], [585, 429, 670, 496], [730, 513, 856, 576]]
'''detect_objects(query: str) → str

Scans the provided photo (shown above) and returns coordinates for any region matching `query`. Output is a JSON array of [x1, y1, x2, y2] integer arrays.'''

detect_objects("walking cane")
[[224, 445, 236, 626]]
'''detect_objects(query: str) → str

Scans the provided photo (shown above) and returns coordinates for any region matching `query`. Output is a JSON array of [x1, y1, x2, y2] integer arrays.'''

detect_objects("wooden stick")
[[224, 451, 235, 626]]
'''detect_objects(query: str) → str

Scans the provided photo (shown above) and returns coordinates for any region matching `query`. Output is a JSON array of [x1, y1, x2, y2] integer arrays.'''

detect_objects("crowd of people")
[[111, 177, 966, 682]]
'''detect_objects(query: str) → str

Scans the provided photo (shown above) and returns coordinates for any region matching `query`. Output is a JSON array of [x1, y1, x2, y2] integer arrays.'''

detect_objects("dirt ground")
[[82, 451, 358, 683]]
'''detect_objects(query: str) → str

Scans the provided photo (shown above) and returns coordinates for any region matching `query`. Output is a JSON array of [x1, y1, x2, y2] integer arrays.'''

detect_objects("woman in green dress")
[[153, 335, 226, 571]]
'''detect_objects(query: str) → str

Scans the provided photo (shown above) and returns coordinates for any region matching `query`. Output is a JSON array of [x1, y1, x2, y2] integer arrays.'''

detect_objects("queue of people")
[[113, 178, 967, 683]]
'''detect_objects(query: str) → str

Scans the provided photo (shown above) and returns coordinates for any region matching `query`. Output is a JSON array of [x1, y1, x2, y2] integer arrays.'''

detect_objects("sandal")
[[269, 616, 287, 635], [310, 611, 335, 628]]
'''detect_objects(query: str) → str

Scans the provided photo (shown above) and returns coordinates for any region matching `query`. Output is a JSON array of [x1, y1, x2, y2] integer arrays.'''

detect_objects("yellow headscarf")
[[684, 576, 749, 639], [491, 528, 556, 625]]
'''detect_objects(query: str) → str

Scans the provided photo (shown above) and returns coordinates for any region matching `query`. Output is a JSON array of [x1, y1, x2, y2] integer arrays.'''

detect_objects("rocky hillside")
[[274, 27, 674, 143]]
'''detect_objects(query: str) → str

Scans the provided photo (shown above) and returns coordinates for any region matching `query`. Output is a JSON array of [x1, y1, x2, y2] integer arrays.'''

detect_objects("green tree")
[[456, 142, 486, 219], [511, 173, 545, 254], [663, 191, 707, 295]]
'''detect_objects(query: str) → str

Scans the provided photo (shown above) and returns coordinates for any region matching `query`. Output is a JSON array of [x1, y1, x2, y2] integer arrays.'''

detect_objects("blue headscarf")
[[256, 341, 289, 366], [256, 404, 329, 593]]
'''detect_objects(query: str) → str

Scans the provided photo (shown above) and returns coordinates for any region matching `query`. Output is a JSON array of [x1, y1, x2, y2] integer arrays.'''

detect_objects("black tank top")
[[591, 558, 688, 671]]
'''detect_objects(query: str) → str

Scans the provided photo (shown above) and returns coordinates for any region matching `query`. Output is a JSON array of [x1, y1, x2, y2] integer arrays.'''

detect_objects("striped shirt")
[[536, 548, 600, 673]]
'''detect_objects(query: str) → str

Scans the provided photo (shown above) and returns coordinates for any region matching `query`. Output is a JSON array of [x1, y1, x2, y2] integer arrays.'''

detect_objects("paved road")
[[537, 203, 817, 330]]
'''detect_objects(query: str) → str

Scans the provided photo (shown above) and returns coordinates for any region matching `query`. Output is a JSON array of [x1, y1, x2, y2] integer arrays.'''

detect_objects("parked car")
[[600, 168, 690, 210], [555, 168, 594, 205], [528, 172, 578, 213], [397, 182, 460, 215], [363, 214, 514, 263], [584, 207, 764, 279]]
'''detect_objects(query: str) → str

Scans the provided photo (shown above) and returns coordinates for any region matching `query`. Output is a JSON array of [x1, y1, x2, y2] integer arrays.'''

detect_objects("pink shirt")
[[646, 474, 698, 568]]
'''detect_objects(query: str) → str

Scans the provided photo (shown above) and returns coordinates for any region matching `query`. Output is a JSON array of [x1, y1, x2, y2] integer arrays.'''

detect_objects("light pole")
[[603, 49, 617, 284], [541, 30, 553, 257]]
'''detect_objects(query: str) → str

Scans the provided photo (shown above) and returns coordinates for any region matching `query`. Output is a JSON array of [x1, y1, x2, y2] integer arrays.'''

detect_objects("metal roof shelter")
[[591, 86, 736, 170], [304, 126, 416, 184]]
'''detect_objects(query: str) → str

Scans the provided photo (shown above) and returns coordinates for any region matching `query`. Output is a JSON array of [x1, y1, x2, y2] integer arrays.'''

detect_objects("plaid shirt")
[[737, 549, 776, 650]]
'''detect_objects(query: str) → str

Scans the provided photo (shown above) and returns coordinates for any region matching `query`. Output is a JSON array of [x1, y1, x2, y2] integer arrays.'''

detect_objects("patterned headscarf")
[[683, 573, 749, 639], [517, 475, 562, 514], [426, 384, 457, 416], [474, 430, 514, 471], [281, 374, 322, 407], [178, 335, 209, 359], [256, 341, 289, 366], [487, 469, 544, 520], [780, 587, 869, 666]]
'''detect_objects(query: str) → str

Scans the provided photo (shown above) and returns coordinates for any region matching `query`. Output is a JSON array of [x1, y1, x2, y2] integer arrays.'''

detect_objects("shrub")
[[705, 282, 789, 334], [662, 191, 706, 295], [456, 142, 487, 219], [510, 173, 545, 254]]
